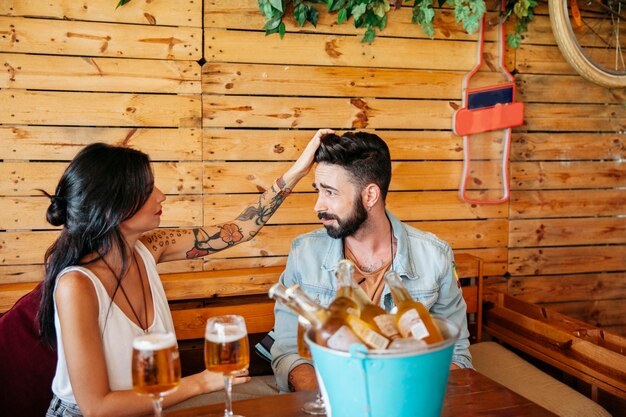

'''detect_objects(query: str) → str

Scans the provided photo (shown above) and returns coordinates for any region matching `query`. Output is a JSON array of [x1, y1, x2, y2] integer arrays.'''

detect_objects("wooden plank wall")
[[507, 3, 626, 335], [0, 0, 205, 282], [1, 1, 624, 334]]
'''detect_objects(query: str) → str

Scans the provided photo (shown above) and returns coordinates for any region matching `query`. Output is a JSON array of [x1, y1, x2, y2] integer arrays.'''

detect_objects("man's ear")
[[362, 183, 381, 209]]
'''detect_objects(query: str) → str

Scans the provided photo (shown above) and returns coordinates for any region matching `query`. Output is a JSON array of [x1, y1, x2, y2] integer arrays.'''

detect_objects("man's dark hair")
[[314, 131, 391, 200]]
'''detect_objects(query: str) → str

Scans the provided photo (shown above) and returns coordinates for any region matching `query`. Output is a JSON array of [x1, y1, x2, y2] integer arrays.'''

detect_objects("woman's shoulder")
[[55, 268, 99, 301]]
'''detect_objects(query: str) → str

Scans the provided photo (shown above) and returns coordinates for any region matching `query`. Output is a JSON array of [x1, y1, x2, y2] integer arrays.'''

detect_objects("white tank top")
[[51, 241, 175, 403]]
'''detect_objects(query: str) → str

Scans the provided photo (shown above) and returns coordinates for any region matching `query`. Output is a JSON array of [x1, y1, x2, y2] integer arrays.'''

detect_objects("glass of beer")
[[204, 315, 250, 417], [131, 332, 181, 417], [298, 318, 326, 415]]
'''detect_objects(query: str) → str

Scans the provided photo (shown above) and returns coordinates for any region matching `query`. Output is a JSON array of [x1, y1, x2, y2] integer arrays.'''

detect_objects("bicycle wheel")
[[549, 0, 626, 87]]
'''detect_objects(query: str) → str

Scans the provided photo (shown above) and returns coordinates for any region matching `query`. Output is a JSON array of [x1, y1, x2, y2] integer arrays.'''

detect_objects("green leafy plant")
[[116, 0, 536, 48], [504, 0, 537, 48], [257, 0, 536, 47]]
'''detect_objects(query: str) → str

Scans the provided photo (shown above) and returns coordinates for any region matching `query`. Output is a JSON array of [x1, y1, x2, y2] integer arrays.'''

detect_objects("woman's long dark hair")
[[38, 143, 154, 348]]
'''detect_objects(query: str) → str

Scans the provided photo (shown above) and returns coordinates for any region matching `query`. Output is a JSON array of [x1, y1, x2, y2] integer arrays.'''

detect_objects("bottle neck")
[[286, 286, 328, 327], [384, 271, 412, 304], [335, 259, 356, 289]]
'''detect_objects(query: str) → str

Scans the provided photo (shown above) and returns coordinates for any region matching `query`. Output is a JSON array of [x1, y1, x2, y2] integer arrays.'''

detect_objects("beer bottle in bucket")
[[384, 270, 444, 344], [270, 283, 389, 350], [270, 283, 361, 351], [330, 259, 361, 317], [335, 260, 400, 341]]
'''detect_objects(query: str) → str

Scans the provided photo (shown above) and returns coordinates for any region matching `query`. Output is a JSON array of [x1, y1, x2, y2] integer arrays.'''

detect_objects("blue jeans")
[[46, 395, 82, 417]]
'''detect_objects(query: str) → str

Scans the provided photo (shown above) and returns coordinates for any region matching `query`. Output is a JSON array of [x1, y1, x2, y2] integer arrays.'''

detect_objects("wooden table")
[[165, 369, 558, 416]]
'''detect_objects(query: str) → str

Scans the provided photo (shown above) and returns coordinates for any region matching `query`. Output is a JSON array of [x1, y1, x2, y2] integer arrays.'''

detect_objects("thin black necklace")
[[120, 253, 148, 333], [343, 214, 395, 279]]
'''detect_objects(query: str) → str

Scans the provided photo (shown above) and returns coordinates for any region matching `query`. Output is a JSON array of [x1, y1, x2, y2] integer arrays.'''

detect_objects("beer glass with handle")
[[205, 315, 250, 417], [131, 332, 182, 417]]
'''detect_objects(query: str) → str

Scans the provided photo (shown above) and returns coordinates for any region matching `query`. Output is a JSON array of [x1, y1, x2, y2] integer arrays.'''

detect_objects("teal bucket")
[[306, 317, 459, 417]]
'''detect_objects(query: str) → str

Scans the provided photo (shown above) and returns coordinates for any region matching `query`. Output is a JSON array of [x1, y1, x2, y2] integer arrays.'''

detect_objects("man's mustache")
[[318, 212, 338, 221]]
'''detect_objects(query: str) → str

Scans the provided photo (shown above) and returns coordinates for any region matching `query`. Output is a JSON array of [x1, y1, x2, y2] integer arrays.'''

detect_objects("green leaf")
[[413, 0, 436, 38], [329, 0, 347, 12], [264, 18, 282, 30], [279, 22, 286, 38], [352, 3, 367, 22], [269, 0, 284, 13], [338, 8, 348, 25], [307, 5, 320, 27], [507, 32, 521, 48], [116, 0, 131, 9], [260, 1, 276, 19], [379, 14, 387, 30], [294, 3, 307, 26], [373, 0, 391, 18], [362, 26, 376, 43]]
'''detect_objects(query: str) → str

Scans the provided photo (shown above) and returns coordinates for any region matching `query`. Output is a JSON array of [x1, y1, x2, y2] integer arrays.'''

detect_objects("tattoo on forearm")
[[237, 189, 290, 226], [146, 230, 191, 252], [185, 224, 244, 258]]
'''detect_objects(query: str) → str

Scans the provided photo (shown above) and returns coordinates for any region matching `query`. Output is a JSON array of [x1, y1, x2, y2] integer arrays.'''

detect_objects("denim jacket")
[[270, 211, 472, 392]]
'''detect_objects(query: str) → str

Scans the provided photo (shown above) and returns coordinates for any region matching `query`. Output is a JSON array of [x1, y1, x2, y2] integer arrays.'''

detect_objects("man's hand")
[[288, 364, 318, 392], [283, 129, 334, 187]]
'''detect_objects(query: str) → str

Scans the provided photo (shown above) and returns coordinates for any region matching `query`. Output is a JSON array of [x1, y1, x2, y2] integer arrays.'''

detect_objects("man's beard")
[[318, 198, 368, 239]]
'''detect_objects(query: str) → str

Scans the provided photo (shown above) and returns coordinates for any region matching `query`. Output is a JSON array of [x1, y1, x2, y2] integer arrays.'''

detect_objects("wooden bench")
[[483, 292, 626, 401]]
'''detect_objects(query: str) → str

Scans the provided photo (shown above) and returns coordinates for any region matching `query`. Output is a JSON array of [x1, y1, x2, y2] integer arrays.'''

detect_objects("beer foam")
[[133, 332, 177, 350], [205, 325, 246, 343]]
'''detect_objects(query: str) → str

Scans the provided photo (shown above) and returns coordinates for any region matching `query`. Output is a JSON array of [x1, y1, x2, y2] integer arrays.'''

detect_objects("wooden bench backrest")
[[484, 292, 626, 400], [169, 252, 484, 342], [0, 254, 483, 342]]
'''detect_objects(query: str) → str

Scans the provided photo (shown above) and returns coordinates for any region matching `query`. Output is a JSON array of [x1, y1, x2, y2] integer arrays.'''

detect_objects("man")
[[271, 131, 472, 392]]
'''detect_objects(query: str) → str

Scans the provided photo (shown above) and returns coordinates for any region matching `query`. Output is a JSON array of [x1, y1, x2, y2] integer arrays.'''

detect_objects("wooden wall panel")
[[509, 246, 626, 275], [509, 3, 626, 336], [511, 161, 625, 189], [203, 62, 471, 98], [509, 218, 626, 247], [523, 103, 626, 132], [511, 133, 626, 161], [508, 273, 626, 303], [203, 96, 456, 129], [0, 2, 203, 286], [0, 126, 202, 161], [1, 0, 624, 335], [204, 28, 497, 71], [1, 53, 201, 93], [0, 162, 203, 196], [204, 129, 501, 161], [510, 190, 625, 218], [517, 74, 626, 104], [2, 0, 202, 27], [202, 161, 504, 192], [0, 16, 201, 60], [0, 90, 201, 127], [199, 0, 510, 289], [0, 196, 203, 230]]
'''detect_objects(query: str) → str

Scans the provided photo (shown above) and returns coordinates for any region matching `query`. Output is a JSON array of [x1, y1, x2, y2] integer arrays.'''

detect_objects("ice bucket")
[[305, 317, 459, 417]]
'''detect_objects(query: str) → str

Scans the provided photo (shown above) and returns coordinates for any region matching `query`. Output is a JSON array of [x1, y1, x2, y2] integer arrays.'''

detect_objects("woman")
[[39, 129, 333, 417]]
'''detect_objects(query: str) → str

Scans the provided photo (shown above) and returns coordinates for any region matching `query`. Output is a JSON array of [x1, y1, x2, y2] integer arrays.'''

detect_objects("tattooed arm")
[[141, 129, 334, 264]]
